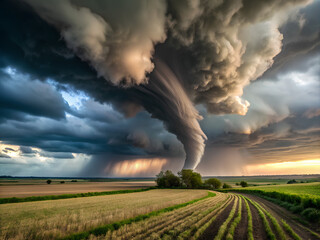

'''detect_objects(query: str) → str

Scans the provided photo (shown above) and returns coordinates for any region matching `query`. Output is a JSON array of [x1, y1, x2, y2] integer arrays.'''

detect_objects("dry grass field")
[[0, 189, 207, 240], [0, 181, 155, 198]]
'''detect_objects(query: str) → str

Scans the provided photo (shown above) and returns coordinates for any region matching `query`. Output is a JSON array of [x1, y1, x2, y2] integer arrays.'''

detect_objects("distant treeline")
[[155, 170, 236, 190]]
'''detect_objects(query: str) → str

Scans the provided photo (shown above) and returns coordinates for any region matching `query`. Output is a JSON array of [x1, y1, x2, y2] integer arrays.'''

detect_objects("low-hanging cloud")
[[17, 0, 313, 170]]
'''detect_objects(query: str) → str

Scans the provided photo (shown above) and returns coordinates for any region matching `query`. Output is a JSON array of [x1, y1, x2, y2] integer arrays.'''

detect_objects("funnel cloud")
[[0, 0, 319, 176]]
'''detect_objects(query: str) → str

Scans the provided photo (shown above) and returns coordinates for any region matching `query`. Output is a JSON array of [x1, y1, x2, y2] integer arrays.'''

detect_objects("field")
[[0, 189, 207, 239], [237, 182, 320, 196], [1, 178, 320, 240], [0, 181, 155, 198], [229, 182, 320, 225], [210, 174, 320, 188]]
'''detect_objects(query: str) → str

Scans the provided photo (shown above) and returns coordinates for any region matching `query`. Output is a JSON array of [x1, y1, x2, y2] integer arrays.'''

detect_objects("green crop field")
[[243, 182, 320, 196], [229, 182, 320, 224]]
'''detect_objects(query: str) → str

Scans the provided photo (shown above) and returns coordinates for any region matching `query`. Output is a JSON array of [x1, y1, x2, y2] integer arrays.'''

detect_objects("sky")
[[0, 0, 319, 177]]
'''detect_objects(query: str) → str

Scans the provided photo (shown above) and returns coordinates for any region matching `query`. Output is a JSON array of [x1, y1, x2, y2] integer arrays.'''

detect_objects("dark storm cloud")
[[19, 146, 38, 156], [40, 152, 74, 159], [204, 113, 320, 164], [0, 71, 69, 121], [263, 0, 320, 78], [0, 0, 318, 174]]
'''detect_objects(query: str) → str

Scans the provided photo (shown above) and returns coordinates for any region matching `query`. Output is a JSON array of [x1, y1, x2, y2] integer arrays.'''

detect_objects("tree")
[[60, 181, 65, 184], [46, 179, 52, 184], [223, 183, 232, 189], [178, 169, 202, 188], [240, 181, 248, 187], [205, 178, 222, 189], [156, 170, 181, 188], [287, 179, 297, 184]]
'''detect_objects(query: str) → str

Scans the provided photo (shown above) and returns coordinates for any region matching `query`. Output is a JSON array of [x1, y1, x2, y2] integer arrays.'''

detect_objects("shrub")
[[205, 178, 222, 189], [71, 180, 77, 182], [287, 179, 297, 184], [46, 179, 52, 184], [240, 181, 248, 187], [223, 183, 232, 189], [301, 208, 320, 222], [235, 182, 240, 186], [60, 181, 65, 184]]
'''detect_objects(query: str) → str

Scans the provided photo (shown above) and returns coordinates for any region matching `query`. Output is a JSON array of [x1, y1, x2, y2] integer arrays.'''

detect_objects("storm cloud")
[[0, 0, 319, 176]]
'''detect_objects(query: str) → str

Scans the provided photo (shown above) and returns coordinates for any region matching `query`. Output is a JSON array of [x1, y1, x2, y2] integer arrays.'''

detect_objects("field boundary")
[[60, 191, 216, 240], [0, 187, 157, 204]]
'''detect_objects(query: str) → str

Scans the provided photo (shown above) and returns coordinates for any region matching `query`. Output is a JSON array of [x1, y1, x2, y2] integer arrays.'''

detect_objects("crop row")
[[230, 189, 320, 223], [89, 192, 233, 239], [243, 195, 302, 240]]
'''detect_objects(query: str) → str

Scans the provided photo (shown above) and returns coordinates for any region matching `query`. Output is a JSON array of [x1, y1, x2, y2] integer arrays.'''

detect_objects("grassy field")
[[0, 181, 155, 198], [210, 175, 320, 187], [0, 189, 207, 240], [241, 182, 320, 196]]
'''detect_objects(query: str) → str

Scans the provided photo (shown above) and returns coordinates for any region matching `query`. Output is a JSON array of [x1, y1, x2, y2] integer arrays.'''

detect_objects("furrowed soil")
[[198, 197, 236, 240], [243, 194, 320, 240], [247, 199, 268, 240], [234, 197, 248, 240]]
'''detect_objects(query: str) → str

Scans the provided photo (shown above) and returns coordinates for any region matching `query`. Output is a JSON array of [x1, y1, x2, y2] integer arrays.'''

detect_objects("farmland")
[[228, 182, 320, 226], [1, 188, 320, 240], [0, 180, 155, 198], [0, 189, 207, 239], [232, 182, 320, 196]]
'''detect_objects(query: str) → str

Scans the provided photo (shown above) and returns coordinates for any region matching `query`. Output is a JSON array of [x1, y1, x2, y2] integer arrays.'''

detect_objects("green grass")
[[242, 183, 320, 196], [60, 192, 216, 240], [0, 187, 156, 204]]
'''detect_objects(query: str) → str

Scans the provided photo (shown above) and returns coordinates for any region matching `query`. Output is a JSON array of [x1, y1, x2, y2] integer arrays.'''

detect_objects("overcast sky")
[[0, 0, 319, 177]]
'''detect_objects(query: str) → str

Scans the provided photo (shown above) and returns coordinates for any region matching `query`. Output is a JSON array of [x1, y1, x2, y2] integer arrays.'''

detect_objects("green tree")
[[240, 181, 248, 187], [287, 179, 297, 184], [205, 178, 222, 189], [46, 179, 52, 184], [156, 170, 181, 188], [223, 183, 232, 189], [178, 169, 202, 188]]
